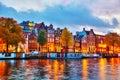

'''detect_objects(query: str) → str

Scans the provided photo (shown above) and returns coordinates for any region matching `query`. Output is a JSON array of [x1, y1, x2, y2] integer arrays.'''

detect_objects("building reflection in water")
[[82, 59, 88, 80], [1, 58, 120, 80], [0, 61, 7, 78], [109, 58, 120, 80], [53, 60, 60, 80], [23, 60, 65, 80], [48, 60, 65, 80], [0, 60, 14, 80], [99, 58, 107, 80]]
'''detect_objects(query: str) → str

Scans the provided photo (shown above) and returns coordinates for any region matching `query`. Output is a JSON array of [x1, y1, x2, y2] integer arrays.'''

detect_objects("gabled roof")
[[76, 31, 86, 39], [20, 21, 35, 33], [34, 23, 42, 28], [47, 24, 55, 30], [76, 28, 96, 40], [34, 22, 47, 31]]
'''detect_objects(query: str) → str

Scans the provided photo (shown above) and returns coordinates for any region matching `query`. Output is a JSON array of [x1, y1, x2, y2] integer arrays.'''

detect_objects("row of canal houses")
[[20, 21, 108, 54]]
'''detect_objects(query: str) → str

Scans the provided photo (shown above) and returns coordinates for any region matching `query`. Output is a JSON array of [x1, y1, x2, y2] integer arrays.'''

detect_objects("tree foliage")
[[60, 27, 74, 53], [0, 17, 25, 52], [37, 30, 47, 52], [10, 33, 26, 52], [105, 32, 120, 53]]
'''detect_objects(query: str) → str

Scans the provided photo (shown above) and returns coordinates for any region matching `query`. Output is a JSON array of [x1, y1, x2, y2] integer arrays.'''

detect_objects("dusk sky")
[[0, 0, 120, 35]]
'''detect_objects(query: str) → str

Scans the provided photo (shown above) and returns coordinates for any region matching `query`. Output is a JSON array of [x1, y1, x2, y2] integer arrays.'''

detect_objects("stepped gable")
[[47, 24, 55, 31], [34, 22, 47, 30], [34, 22, 47, 35], [34, 22, 42, 28]]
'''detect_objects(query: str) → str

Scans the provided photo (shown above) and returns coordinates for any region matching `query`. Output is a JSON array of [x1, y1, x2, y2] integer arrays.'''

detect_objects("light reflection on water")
[[0, 58, 120, 80]]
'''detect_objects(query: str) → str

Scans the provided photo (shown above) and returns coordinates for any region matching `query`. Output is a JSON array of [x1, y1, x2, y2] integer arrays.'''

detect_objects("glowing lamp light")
[[98, 44, 107, 48], [28, 22, 35, 27], [17, 47, 20, 52]]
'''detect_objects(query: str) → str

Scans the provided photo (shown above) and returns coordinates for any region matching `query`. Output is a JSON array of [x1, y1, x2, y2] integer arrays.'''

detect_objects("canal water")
[[0, 58, 120, 80]]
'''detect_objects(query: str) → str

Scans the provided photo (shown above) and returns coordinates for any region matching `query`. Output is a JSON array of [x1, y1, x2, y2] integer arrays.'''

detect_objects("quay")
[[0, 52, 120, 60], [0, 52, 83, 60]]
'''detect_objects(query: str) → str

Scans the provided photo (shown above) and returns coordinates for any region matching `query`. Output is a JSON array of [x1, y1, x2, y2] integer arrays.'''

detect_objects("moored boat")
[[0, 52, 25, 59], [46, 53, 83, 59], [82, 53, 101, 58]]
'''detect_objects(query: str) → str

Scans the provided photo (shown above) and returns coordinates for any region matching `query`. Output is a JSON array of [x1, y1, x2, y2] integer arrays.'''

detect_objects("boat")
[[46, 53, 83, 59], [0, 52, 25, 60], [82, 53, 101, 58]]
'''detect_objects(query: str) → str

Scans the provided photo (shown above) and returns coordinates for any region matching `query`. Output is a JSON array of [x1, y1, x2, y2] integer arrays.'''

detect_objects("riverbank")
[[0, 52, 119, 60], [0, 56, 119, 60]]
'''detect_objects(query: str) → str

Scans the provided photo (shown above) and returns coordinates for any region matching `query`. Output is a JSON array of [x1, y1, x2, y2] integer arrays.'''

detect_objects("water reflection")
[[0, 61, 7, 78], [0, 58, 120, 80], [82, 59, 88, 80], [99, 59, 106, 80]]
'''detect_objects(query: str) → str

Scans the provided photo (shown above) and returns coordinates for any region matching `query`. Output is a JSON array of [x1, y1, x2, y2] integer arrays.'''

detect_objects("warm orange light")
[[82, 59, 88, 79], [17, 47, 20, 52], [99, 59, 107, 80], [98, 44, 106, 48], [48, 43, 55, 52], [28, 22, 35, 27], [75, 49, 79, 52], [0, 62, 7, 78]]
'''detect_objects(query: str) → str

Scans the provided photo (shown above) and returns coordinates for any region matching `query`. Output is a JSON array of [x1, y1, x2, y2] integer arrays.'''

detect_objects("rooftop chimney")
[[83, 28, 85, 31], [90, 29, 93, 32]]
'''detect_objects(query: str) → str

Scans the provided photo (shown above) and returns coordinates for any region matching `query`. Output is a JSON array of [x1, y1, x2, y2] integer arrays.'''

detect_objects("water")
[[0, 58, 120, 80]]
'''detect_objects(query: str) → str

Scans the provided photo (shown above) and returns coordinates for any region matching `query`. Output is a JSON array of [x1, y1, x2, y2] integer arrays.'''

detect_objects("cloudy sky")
[[0, 0, 120, 35]]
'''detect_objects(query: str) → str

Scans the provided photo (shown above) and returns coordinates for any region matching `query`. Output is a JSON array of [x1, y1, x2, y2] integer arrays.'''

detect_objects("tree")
[[105, 32, 120, 54], [0, 17, 25, 53], [37, 30, 47, 53], [0, 27, 11, 52], [60, 27, 74, 55], [10, 33, 25, 52]]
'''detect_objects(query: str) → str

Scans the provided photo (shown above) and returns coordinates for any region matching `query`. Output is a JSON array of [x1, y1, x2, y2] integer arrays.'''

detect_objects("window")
[[48, 38, 54, 42], [48, 34, 54, 37], [83, 39, 86, 43]]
